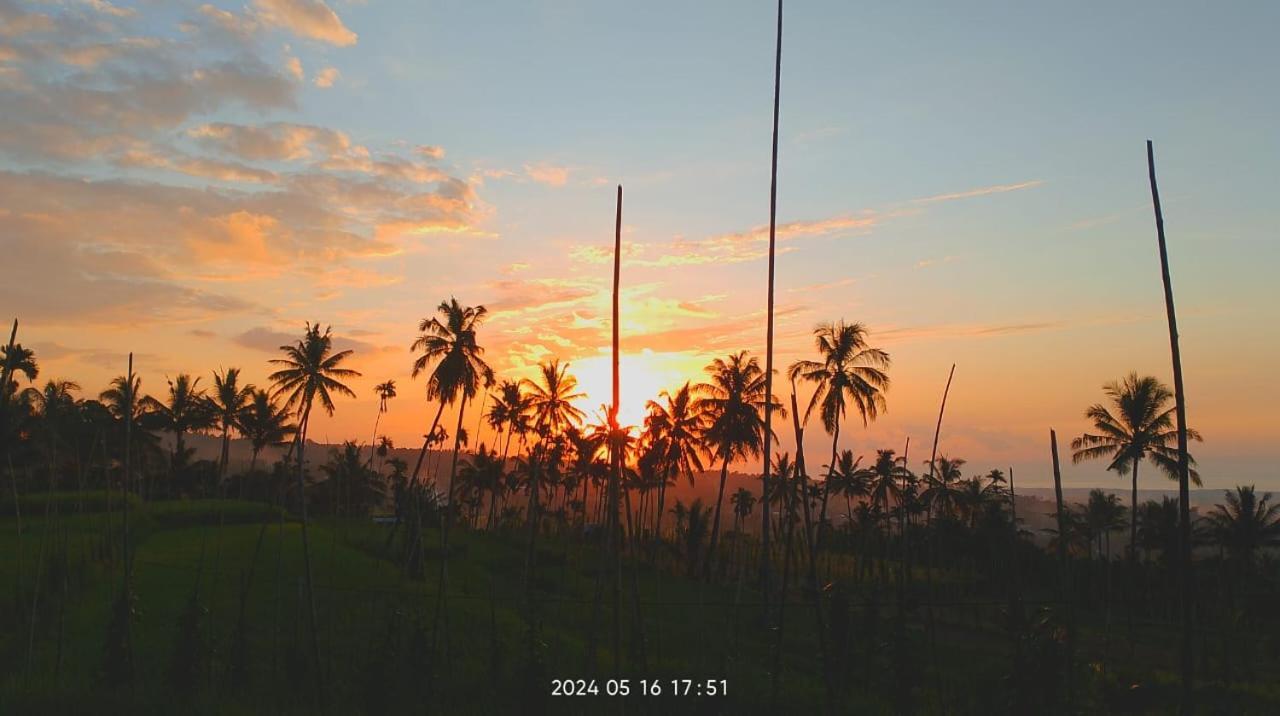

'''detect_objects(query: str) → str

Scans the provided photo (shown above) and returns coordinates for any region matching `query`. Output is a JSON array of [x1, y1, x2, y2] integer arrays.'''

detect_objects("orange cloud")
[[85, 0, 137, 19], [313, 66, 339, 88], [197, 3, 260, 39], [186, 211, 284, 265], [568, 240, 644, 265], [253, 0, 357, 47], [188, 122, 353, 161], [117, 147, 279, 183]]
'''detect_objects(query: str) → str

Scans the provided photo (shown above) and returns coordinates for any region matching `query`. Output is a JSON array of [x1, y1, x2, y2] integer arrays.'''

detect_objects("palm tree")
[[209, 367, 253, 485], [409, 298, 494, 484], [957, 474, 1005, 531], [566, 425, 606, 525], [22, 379, 81, 464], [862, 449, 909, 559], [520, 360, 585, 613], [1203, 486, 1280, 567], [459, 445, 506, 528], [921, 455, 965, 521], [1137, 497, 1180, 564], [523, 360, 586, 442], [1081, 488, 1127, 561], [268, 322, 360, 693], [317, 442, 385, 516], [1071, 373, 1202, 561], [100, 374, 142, 423], [0, 339, 37, 461], [100, 373, 160, 488], [643, 382, 705, 540], [1, 342, 38, 397], [140, 374, 214, 490], [375, 436, 394, 475], [238, 389, 295, 475], [367, 380, 397, 467], [788, 321, 890, 545], [412, 300, 494, 662], [487, 379, 530, 471], [827, 449, 866, 527], [693, 351, 781, 577], [682, 498, 712, 577], [731, 487, 756, 534]]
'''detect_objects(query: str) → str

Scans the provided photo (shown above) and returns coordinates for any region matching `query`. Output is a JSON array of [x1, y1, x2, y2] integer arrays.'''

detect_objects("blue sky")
[[1, 0, 1276, 488]]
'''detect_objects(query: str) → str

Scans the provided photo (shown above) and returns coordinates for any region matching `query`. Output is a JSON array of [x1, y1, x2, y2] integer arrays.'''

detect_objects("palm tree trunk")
[[654, 468, 669, 540], [1130, 459, 1140, 563], [522, 438, 548, 673], [432, 396, 468, 666], [818, 420, 839, 552], [292, 397, 324, 702], [219, 425, 231, 487], [704, 454, 731, 579], [788, 385, 835, 706], [410, 400, 447, 485]]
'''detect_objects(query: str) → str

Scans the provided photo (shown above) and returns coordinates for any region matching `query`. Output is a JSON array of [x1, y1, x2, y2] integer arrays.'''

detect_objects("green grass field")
[[2, 498, 1277, 714], [2, 499, 837, 714]]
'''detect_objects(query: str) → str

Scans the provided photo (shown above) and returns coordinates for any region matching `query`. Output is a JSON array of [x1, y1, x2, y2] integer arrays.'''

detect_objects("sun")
[[567, 350, 703, 429]]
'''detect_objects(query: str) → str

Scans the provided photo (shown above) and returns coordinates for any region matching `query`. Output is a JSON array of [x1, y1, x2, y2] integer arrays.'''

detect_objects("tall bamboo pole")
[[924, 364, 955, 486], [923, 363, 954, 696], [1146, 139, 1194, 711], [759, 0, 784, 612], [122, 355, 133, 574], [2, 320, 19, 603], [1050, 428, 1073, 707], [610, 184, 623, 675], [1, 319, 15, 404]]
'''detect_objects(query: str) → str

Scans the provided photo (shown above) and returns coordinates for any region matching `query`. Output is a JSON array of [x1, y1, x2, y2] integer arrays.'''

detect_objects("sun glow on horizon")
[[563, 350, 705, 429]]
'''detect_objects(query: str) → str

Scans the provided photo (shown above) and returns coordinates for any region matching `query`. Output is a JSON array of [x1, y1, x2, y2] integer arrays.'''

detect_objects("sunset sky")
[[2, 1, 1276, 489]]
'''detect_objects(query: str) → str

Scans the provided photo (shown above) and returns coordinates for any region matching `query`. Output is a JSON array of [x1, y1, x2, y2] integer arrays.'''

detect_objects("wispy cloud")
[[876, 311, 1157, 344], [475, 162, 582, 188], [909, 180, 1044, 205], [524, 163, 570, 186], [914, 255, 960, 269], [787, 277, 856, 293]]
